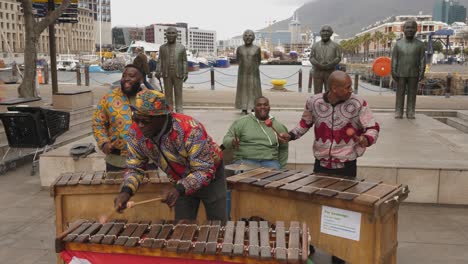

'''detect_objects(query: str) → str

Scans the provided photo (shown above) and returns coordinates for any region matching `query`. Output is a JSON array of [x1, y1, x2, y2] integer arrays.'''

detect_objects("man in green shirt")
[[223, 96, 288, 169]]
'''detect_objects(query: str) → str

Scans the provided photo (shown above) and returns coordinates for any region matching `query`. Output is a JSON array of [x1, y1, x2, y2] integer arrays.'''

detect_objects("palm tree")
[[373, 31, 384, 57], [362, 33, 372, 62], [380, 34, 389, 56], [386, 32, 397, 56]]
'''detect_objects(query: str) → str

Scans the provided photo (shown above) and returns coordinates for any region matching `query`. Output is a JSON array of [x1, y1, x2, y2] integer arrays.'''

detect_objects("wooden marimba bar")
[[227, 168, 409, 264], [57, 219, 310, 263]]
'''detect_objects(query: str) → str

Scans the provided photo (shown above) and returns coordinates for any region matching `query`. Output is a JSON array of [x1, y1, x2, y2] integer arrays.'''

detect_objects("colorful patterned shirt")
[[122, 113, 223, 195], [289, 93, 380, 169], [92, 88, 134, 166]]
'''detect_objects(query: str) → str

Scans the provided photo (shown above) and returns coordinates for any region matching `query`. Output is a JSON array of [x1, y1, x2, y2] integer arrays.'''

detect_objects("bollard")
[[210, 66, 215, 90], [354, 74, 359, 94], [43, 63, 49, 84], [446, 73, 452, 98], [76, 64, 81, 86], [298, 69, 303, 92], [308, 69, 313, 93], [84, 64, 90, 86]]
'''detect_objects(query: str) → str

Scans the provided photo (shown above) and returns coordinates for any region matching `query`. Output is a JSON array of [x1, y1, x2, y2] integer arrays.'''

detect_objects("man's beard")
[[121, 81, 141, 96]]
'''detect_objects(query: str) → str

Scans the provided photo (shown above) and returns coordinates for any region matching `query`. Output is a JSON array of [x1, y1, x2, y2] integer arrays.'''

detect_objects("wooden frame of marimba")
[[51, 171, 208, 235], [228, 168, 409, 264]]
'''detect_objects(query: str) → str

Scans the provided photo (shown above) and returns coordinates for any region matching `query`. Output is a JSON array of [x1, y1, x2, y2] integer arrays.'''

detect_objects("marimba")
[[56, 219, 309, 264], [227, 168, 409, 264], [51, 171, 208, 236]]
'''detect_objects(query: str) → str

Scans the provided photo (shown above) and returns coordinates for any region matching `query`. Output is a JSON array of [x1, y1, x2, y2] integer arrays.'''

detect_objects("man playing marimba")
[[114, 89, 227, 223], [278, 70, 380, 264]]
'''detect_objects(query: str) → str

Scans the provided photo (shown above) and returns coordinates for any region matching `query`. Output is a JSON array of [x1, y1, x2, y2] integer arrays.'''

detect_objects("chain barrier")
[[260, 70, 299, 80], [213, 68, 238, 77], [185, 80, 211, 85], [188, 69, 211, 75], [285, 82, 299, 87], [90, 76, 110, 85], [214, 80, 236, 89], [358, 83, 394, 93]]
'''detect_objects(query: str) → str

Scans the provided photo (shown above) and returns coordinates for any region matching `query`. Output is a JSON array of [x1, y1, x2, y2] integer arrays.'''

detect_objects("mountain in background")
[[261, 0, 468, 38]]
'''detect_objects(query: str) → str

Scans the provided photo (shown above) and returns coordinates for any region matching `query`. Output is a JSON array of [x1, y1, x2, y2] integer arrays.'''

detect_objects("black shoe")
[[309, 245, 315, 255], [241, 109, 247, 115], [332, 255, 345, 264]]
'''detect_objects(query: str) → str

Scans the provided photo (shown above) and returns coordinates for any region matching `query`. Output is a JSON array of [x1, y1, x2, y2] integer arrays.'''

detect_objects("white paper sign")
[[320, 206, 362, 241]]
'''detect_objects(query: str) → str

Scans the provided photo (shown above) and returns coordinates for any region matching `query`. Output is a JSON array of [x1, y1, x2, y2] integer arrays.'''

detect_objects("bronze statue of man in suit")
[[156, 27, 188, 113], [310, 25, 342, 94], [392, 20, 426, 119]]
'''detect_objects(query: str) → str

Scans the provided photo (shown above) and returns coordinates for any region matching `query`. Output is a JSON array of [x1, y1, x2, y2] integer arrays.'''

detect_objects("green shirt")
[[222, 114, 289, 168]]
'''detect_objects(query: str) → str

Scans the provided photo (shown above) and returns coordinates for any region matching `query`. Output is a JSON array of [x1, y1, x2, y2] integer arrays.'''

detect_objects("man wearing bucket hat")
[[114, 89, 227, 223]]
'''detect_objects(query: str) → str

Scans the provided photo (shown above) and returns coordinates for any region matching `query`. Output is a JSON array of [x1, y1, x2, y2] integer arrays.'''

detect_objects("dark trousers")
[[313, 70, 333, 94], [175, 162, 227, 224], [395, 77, 419, 119], [313, 159, 357, 178], [163, 71, 184, 113]]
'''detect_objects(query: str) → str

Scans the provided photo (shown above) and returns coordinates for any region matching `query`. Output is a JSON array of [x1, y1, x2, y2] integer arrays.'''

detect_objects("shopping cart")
[[0, 106, 70, 175]]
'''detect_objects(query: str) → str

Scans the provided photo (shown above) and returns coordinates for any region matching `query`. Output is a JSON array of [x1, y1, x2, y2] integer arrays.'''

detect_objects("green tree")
[[372, 31, 384, 57], [454, 47, 461, 55], [19, 0, 73, 98], [432, 41, 443, 53]]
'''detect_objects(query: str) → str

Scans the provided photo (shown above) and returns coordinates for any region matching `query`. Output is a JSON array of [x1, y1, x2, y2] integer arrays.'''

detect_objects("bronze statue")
[[392, 20, 426, 119], [309, 25, 342, 94], [156, 27, 188, 113], [235, 29, 262, 114]]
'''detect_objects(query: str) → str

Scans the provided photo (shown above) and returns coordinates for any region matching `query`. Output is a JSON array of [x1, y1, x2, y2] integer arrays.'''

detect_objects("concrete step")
[[446, 117, 468, 133], [457, 111, 468, 122]]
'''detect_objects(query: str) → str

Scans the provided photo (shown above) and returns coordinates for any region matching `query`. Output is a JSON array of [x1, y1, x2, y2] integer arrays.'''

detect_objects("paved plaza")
[[0, 84, 468, 263]]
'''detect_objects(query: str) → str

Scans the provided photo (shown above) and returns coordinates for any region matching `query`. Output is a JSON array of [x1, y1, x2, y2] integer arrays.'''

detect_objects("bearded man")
[[92, 64, 145, 171]]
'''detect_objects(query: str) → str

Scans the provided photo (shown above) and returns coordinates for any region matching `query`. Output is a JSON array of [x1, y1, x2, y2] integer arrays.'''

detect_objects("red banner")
[[61, 250, 240, 264]]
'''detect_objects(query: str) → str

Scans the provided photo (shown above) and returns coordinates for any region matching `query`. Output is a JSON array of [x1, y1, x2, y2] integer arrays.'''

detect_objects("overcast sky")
[[111, 0, 312, 40]]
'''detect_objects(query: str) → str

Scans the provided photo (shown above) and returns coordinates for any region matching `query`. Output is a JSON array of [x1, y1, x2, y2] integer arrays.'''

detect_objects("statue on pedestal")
[[309, 25, 342, 94], [392, 20, 426, 119]]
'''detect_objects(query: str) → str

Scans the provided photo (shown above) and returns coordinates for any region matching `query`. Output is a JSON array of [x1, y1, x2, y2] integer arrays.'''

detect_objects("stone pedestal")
[[52, 90, 93, 110], [39, 136, 105, 188]]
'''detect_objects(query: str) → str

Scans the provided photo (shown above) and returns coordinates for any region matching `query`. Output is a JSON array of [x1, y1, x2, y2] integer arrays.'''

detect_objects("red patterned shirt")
[[122, 113, 223, 195], [289, 93, 380, 169]]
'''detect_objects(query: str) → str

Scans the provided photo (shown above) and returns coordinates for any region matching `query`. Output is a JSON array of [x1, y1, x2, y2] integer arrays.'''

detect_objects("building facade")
[[433, 0, 467, 24], [0, 0, 95, 56], [188, 27, 216, 54], [78, 0, 112, 47], [356, 14, 447, 54], [112, 26, 145, 48], [145, 24, 187, 47]]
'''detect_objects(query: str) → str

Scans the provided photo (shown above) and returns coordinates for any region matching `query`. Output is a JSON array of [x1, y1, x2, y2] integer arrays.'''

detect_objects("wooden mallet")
[[99, 197, 163, 224], [264, 119, 281, 136]]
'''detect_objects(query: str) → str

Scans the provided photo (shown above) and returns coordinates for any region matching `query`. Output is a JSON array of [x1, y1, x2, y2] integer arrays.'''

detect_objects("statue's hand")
[[391, 73, 398, 82]]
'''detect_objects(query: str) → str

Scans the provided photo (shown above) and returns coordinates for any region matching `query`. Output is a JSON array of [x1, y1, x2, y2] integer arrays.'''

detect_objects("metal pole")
[[446, 73, 452, 98], [98, 0, 102, 63], [76, 64, 81, 86], [354, 74, 359, 94], [48, 0, 58, 94], [210, 66, 215, 90], [85, 64, 90, 86], [298, 68, 302, 92], [308, 69, 313, 93], [379, 77, 382, 95]]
